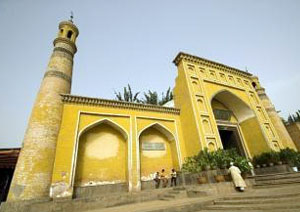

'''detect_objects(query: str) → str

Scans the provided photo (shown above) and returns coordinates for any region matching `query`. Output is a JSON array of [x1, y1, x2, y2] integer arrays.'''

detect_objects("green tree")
[[143, 88, 173, 106], [159, 87, 173, 106], [114, 84, 141, 103], [143, 90, 159, 105], [287, 110, 300, 124]]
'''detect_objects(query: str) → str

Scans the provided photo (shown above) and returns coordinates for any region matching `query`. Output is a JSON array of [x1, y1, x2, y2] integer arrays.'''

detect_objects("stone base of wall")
[[73, 183, 128, 199], [254, 164, 293, 175], [0, 187, 178, 212]]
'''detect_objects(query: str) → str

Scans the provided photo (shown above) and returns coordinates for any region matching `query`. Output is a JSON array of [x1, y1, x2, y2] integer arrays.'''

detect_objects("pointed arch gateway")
[[138, 123, 180, 188], [73, 118, 129, 194], [211, 90, 270, 157]]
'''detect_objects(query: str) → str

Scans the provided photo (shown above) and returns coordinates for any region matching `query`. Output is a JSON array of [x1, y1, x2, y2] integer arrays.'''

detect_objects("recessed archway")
[[211, 90, 270, 157], [138, 123, 179, 189], [73, 119, 129, 196]]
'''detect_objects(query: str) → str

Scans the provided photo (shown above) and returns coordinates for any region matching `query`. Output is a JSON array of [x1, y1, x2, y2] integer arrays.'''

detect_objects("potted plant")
[[197, 173, 208, 184], [252, 155, 261, 168], [214, 174, 225, 182], [235, 157, 251, 179]]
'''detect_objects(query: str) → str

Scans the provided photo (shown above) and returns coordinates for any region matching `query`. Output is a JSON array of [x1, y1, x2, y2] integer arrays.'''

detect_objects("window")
[[67, 30, 73, 39]]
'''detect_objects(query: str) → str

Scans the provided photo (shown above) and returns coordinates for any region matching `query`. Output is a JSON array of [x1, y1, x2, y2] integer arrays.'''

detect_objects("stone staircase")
[[157, 187, 187, 201], [197, 172, 300, 211], [254, 171, 300, 187], [3, 172, 300, 212]]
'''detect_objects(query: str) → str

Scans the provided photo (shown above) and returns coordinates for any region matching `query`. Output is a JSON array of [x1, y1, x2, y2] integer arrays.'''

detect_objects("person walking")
[[228, 162, 247, 192], [170, 168, 177, 187]]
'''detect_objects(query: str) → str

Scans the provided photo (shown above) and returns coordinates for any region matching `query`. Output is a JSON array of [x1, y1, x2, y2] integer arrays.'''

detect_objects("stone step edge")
[[203, 203, 300, 210], [255, 175, 300, 182], [254, 180, 300, 186], [254, 171, 300, 178], [214, 196, 300, 205], [220, 191, 300, 200]]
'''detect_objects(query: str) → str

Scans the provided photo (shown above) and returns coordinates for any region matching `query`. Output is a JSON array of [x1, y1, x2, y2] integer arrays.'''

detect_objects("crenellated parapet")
[[173, 52, 252, 78], [61, 94, 181, 115]]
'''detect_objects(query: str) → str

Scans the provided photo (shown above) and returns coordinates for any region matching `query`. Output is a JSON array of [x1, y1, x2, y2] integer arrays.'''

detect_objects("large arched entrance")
[[211, 90, 269, 157], [138, 123, 179, 189], [74, 119, 128, 196]]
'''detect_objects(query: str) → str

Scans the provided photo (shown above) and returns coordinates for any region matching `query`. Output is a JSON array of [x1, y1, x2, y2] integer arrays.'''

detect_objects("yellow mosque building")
[[6, 19, 297, 202]]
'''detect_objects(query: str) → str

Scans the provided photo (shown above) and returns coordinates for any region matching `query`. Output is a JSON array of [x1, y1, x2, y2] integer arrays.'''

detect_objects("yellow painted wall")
[[174, 61, 203, 157], [75, 124, 127, 186], [139, 128, 179, 180], [240, 117, 270, 156], [51, 102, 185, 198]]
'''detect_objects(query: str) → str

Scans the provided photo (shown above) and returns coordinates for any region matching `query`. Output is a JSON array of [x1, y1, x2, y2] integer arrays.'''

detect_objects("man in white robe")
[[228, 162, 247, 191]]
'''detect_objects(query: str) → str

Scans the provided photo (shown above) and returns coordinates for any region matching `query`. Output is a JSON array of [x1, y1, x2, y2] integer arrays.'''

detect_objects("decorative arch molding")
[[138, 122, 175, 141], [210, 89, 255, 123], [78, 118, 129, 140]]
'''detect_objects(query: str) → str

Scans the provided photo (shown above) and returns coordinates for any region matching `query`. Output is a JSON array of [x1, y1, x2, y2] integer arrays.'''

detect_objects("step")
[[197, 210, 300, 212], [85, 197, 216, 212], [202, 202, 300, 210], [254, 179, 300, 187], [220, 191, 300, 200], [255, 174, 300, 182], [214, 195, 300, 205], [254, 172, 300, 180]]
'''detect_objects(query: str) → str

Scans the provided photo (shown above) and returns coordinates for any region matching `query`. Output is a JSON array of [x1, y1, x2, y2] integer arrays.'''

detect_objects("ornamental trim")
[[53, 47, 74, 58], [173, 52, 252, 78], [53, 37, 77, 53], [61, 94, 180, 115], [44, 70, 72, 84]]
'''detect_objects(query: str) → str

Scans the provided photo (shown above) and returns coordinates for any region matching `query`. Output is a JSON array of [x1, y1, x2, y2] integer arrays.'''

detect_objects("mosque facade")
[[6, 20, 296, 202]]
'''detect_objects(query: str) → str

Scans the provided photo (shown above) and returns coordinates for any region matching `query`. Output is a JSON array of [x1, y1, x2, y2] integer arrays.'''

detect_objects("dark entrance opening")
[[218, 126, 245, 156]]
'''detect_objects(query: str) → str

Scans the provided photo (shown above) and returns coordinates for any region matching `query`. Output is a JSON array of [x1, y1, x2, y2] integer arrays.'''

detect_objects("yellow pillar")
[[7, 20, 79, 201], [251, 76, 297, 150]]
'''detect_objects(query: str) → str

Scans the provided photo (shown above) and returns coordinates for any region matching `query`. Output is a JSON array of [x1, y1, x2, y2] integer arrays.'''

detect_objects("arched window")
[[67, 30, 73, 39]]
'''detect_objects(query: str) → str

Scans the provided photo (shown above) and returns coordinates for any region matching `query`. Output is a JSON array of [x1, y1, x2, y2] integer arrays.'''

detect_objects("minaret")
[[8, 19, 79, 201], [251, 76, 297, 150]]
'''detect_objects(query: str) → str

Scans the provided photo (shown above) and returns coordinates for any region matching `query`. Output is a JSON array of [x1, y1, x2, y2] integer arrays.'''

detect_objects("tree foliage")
[[159, 87, 173, 106], [287, 110, 300, 124], [114, 85, 173, 106], [114, 84, 140, 103], [143, 90, 159, 105], [143, 87, 173, 106]]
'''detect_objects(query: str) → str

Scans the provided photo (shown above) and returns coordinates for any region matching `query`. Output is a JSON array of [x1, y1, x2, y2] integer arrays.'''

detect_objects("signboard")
[[142, 142, 165, 151], [213, 109, 232, 121]]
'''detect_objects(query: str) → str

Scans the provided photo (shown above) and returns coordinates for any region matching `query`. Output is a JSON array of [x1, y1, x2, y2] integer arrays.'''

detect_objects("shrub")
[[252, 148, 299, 167], [181, 148, 251, 174], [279, 148, 298, 165]]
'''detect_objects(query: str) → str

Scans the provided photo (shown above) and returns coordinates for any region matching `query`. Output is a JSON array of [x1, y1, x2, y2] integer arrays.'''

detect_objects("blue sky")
[[0, 0, 299, 148]]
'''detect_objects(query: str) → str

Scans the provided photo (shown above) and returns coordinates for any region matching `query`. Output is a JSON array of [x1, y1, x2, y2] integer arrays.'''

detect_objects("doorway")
[[218, 125, 245, 156]]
